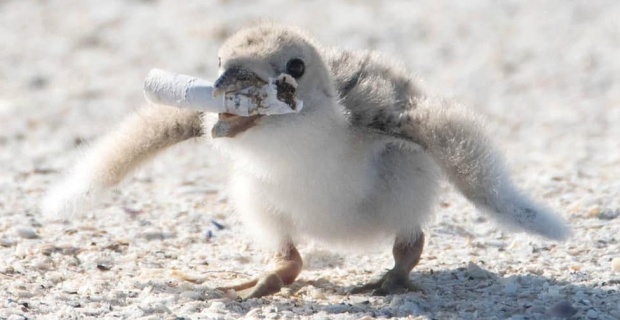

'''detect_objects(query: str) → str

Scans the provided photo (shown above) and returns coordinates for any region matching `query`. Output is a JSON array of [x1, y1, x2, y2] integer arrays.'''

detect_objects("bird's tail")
[[399, 97, 570, 240], [41, 105, 203, 220]]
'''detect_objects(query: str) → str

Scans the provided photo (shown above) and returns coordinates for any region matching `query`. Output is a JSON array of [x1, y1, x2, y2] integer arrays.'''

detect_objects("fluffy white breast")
[[207, 100, 438, 247]]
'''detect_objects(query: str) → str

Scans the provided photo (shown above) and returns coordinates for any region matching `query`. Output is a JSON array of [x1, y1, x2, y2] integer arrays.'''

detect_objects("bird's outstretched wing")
[[325, 48, 570, 241]]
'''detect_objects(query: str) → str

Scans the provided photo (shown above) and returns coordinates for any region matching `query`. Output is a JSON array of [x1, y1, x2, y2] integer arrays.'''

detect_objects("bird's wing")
[[324, 48, 570, 241], [324, 49, 423, 138]]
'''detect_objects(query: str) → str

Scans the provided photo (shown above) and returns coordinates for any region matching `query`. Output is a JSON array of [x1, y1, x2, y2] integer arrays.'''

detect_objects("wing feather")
[[324, 48, 570, 240]]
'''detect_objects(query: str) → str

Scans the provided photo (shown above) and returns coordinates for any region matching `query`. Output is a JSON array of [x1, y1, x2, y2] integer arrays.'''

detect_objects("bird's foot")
[[217, 243, 303, 299], [350, 269, 420, 296], [217, 273, 284, 299]]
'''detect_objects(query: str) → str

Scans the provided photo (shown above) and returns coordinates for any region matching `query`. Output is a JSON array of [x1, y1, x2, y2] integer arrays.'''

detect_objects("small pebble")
[[586, 309, 599, 319], [389, 296, 403, 308], [484, 240, 507, 248], [208, 301, 226, 311], [34, 258, 52, 271], [547, 285, 561, 298], [180, 290, 204, 300], [141, 229, 175, 241], [46, 272, 64, 284], [245, 308, 261, 318], [0, 238, 16, 247], [280, 310, 295, 318], [501, 277, 519, 295], [222, 289, 238, 300], [15, 290, 34, 298], [62, 282, 80, 294], [15, 227, 39, 239], [526, 267, 544, 276], [598, 209, 619, 220], [349, 295, 368, 305], [96, 264, 112, 271], [549, 300, 577, 318], [587, 207, 602, 218], [612, 258, 620, 272], [211, 219, 226, 230], [323, 303, 350, 314], [467, 261, 490, 279], [66, 300, 81, 308], [82, 308, 104, 316], [399, 301, 420, 314], [308, 287, 326, 300]]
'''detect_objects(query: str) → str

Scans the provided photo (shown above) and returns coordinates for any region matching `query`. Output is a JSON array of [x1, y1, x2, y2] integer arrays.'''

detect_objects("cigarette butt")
[[144, 69, 226, 113], [143, 69, 303, 116]]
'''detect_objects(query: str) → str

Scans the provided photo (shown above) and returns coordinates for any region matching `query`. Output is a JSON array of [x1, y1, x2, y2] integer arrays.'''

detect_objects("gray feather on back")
[[324, 49, 422, 136], [323, 47, 569, 241]]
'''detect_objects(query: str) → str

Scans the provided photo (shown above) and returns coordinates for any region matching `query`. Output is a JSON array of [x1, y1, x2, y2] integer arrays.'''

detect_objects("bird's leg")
[[217, 242, 303, 299], [351, 232, 425, 295]]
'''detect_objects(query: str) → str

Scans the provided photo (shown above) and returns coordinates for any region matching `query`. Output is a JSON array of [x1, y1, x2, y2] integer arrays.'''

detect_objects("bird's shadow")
[[211, 266, 618, 319]]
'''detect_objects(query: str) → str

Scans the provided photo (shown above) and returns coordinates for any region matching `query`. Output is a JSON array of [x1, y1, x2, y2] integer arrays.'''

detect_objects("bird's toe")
[[350, 270, 420, 296], [218, 273, 284, 300]]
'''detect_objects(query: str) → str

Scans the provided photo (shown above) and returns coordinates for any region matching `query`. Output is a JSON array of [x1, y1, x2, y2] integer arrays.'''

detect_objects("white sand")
[[1, 1, 619, 319]]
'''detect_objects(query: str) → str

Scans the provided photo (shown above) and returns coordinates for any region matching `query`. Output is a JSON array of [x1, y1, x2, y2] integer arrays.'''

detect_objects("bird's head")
[[212, 25, 334, 138]]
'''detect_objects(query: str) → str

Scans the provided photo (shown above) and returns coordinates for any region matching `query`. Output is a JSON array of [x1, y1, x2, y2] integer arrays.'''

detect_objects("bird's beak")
[[212, 66, 267, 97], [211, 67, 266, 138]]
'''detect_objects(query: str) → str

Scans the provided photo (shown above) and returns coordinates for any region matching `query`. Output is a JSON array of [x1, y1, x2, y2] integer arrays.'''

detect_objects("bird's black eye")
[[218, 57, 221, 68], [286, 58, 305, 79]]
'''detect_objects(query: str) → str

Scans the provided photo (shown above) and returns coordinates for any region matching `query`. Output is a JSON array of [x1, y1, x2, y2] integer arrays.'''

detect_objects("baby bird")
[[43, 25, 570, 298]]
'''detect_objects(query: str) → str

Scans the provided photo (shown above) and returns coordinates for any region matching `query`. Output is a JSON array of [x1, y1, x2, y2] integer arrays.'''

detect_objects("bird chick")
[[42, 25, 570, 299]]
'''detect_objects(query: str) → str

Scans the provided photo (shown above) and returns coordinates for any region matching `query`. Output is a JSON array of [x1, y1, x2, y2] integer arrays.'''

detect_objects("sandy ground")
[[1, 1, 619, 319]]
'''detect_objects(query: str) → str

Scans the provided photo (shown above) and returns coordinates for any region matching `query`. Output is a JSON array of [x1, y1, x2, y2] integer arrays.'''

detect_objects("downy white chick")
[[43, 25, 570, 298]]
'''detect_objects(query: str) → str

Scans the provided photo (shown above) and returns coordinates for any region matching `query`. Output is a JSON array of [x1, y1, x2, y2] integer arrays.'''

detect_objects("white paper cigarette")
[[143, 69, 302, 116]]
